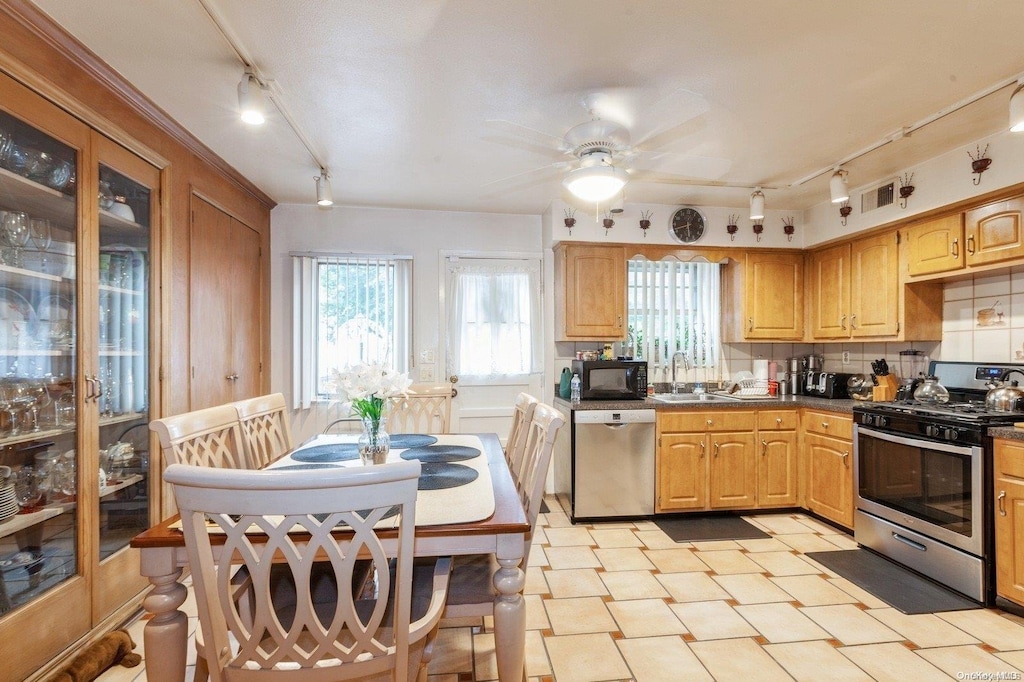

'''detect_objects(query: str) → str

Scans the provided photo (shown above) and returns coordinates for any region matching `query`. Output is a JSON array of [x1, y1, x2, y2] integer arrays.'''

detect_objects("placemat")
[[418, 462, 479, 490], [390, 434, 438, 448], [401, 444, 481, 462], [290, 444, 360, 463]]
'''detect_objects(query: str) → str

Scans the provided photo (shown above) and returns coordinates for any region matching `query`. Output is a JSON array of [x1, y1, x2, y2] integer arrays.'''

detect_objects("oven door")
[[854, 425, 983, 555]]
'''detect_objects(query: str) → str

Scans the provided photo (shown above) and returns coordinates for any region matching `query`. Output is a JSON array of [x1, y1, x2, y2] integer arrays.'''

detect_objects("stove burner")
[[870, 400, 1016, 421]]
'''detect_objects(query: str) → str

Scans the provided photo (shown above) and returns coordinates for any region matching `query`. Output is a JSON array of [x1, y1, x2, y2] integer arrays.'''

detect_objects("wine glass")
[[15, 466, 43, 512], [29, 218, 51, 267], [27, 379, 49, 431], [1, 211, 30, 267]]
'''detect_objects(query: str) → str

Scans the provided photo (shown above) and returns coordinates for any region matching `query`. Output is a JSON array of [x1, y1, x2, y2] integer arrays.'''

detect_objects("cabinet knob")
[[225, 373, 239, 382], [706, 419, 713, 426], [999, 490, 1007, 517], [776, 417, 783, 425], [821, 422, 829, 429]]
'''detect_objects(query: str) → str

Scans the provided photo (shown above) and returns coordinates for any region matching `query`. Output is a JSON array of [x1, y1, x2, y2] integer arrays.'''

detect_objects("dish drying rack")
[[735, 378, 771, 396]]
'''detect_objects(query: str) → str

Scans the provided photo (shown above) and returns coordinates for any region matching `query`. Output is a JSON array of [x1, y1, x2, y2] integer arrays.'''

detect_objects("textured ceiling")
[[29, 0, 1024, 215]]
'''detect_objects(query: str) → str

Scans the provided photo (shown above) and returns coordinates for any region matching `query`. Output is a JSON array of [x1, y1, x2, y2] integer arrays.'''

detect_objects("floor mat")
[[653, 515, 770, 542], [805, 549, 980, 615]]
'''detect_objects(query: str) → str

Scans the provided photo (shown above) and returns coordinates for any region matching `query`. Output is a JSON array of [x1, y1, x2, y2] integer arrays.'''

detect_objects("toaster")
[[809, 372, 854, 399]]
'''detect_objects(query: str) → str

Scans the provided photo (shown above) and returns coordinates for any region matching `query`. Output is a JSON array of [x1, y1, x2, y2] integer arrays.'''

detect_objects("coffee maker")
[[896, 350, 929, 401], [802, 353, 823, 395]]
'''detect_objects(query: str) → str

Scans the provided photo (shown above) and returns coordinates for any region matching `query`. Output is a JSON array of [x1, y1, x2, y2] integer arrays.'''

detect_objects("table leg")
[[141, 566, 189, 682], [492, 536, 526, 682]]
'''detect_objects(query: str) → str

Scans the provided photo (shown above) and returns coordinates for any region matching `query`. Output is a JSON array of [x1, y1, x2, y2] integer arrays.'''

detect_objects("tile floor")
[[98, 497, 1024, 681]]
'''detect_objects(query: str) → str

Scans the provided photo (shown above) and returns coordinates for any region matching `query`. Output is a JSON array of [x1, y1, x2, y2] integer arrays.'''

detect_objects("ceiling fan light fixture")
[[316, 170, 333, 206], [829, 169, 849, 204], [562, 164, 628, 203], [1010, 81, 1024, 133], [238, 71, 265, 125], [749, 188, 765, 221]]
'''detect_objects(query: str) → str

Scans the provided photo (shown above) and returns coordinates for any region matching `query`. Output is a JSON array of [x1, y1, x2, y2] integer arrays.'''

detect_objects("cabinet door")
[[555, 244, 625, 340], [905, 214, 965, 276], [965, 197, 1024, 267], [995, 441, 1024, 606], [657, 433, 706, 511], [709, 431, 757, 508], [759, 431, 798, 507], [809, 244, 849, 339], [744, 252, 802, 339], [850, 231, 899, 337], [805, 433, 853, 528]]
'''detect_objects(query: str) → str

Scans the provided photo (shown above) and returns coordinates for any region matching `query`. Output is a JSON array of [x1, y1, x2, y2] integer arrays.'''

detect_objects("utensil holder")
[[872, 375, 898, 402]]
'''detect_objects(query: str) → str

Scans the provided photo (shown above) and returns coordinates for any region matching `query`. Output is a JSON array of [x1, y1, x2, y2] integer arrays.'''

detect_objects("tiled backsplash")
[[720, 340, 940, 381], [941, 266, 1024, 363]]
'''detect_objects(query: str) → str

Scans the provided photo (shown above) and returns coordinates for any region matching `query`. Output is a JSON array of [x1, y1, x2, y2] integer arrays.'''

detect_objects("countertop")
[[989, 425, 1024, 441], [552, 394, 858, 415]]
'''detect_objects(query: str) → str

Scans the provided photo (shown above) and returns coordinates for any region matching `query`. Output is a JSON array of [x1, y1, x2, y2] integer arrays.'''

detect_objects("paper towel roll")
[[753, 358, 769, 381]]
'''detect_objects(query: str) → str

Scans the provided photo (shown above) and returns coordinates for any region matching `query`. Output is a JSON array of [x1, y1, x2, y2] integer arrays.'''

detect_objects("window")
[[627, 258, 721, 384], [445, 256, 542, 378], [292, 254, 411, 407]]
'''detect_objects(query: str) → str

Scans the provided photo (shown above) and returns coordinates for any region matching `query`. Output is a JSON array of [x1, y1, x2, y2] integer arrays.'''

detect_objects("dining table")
[[130, 432, 531, 682]]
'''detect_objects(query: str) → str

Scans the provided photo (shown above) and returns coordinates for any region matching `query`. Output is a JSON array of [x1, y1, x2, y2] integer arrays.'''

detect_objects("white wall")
[[270, 204, 540, 441]]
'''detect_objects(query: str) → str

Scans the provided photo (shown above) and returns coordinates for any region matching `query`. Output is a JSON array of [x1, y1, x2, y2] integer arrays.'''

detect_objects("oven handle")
[[891, 532, 927, 552], [855, 425, 982, 457]]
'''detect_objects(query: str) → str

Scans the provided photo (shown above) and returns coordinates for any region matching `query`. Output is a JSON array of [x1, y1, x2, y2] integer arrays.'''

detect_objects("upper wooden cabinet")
[[905, 214, 965, 276], [723, 252, 803, 341], [809, 231, 899, 339], [554, 243, 626, 341], [964, 197, 1024, 267]]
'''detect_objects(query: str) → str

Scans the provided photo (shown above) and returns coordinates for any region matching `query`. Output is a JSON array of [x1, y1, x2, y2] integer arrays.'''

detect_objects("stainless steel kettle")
[[985, 369, 1024, 412]]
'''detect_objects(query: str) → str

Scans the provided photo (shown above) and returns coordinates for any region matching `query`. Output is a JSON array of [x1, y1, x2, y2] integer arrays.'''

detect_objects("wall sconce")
[[603, 213, 615, 235], [639, 210, 653, 238], [563, 208, 576, 234], [829, 169, 849, 204], [898, 172, 915, 209], [839, 200, 852, 227], [726, 213, 739, 241], [969, 145, 991, 185], [782, 216, 795, 242]]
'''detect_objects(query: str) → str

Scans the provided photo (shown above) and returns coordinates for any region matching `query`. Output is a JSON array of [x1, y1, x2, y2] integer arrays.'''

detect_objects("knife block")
[[872, 374, 898, 402]]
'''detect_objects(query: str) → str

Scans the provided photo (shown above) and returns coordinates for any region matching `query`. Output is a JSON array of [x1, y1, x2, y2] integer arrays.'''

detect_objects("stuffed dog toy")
[[48, 629, 141, 682]]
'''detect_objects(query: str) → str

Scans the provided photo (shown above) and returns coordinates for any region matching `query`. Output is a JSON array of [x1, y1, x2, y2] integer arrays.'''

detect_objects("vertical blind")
[[627, 258, 721, 384], [292, 254, 411, 408]]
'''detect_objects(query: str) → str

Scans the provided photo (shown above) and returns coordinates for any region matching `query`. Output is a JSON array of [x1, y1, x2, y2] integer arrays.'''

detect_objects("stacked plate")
[[0, 483, 17, 523]]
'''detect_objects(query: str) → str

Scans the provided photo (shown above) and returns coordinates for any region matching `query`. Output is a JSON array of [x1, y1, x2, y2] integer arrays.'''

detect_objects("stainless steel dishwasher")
[[573, 409, 656, 519]]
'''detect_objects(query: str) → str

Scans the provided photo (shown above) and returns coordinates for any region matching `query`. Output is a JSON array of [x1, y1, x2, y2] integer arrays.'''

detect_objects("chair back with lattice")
[[506, 393, 538, 480], [233, 393, 294, 468], [165, 461, 422, 681], [516, 403, 565, 529], [389, 384, 452, 434], [150, 406, 249, 470]]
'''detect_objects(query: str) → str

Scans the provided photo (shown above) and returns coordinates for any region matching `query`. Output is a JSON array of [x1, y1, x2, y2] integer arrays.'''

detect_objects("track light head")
[[749, 188, 765, 221], [316, 170, 333, 206], [1010, 81, 1024, 133], [829, 169, 849, 204], [238, 72, 265, 125]]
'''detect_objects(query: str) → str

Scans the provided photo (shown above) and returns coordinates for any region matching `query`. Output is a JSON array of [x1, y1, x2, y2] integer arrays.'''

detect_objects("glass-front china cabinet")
[[0, 71, 159, 667]]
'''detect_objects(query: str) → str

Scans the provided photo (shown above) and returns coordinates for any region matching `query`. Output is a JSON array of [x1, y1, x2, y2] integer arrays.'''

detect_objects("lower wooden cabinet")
[[804, 432, 853, 529], [759, 431, 799, 507], [708, 432, 758, 509], [994, 439, 1024, 607], [658, 433, 707, 510]]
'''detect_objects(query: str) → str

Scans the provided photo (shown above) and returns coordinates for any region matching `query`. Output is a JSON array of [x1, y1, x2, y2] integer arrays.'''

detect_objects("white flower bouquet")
[[330, 362, 412, 423]]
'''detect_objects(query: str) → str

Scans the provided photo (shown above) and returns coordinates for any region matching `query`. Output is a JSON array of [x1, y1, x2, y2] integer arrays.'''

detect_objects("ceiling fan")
[[484, 89, 732, 203]]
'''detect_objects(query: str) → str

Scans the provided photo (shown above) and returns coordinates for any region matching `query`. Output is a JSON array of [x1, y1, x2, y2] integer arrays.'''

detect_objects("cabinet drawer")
[[803, 410, 853, 440], [758, 410, 797, 431], [995, 439, 1024, 479], [659, 410, 756, 433]]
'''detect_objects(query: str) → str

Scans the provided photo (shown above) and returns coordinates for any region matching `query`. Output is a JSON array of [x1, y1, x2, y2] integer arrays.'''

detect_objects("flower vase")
[[358, 416, 390, 465]]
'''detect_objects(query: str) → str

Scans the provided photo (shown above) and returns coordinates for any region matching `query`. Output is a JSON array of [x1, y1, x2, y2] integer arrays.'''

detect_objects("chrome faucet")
[[671, 351, 690, 394]]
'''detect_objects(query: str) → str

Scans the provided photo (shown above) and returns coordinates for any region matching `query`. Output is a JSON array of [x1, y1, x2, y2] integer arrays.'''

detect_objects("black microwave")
[[571, 360, 648, 400]]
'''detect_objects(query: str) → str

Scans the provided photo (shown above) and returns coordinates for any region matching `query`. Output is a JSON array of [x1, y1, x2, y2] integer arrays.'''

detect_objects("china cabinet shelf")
[[0, 412, 146, 448], [0, 167, 75, 226], [0, 349, 73, 356], [0, 263, 65, 285], [98, 349, 142, 357], [98, 283, 141, 296], [98, 208, 145, 236], [0, 506, 63, 540], [100, 474, 143, 499]]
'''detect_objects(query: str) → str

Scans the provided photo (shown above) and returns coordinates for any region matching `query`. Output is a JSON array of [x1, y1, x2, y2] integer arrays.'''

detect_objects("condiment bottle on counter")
[[570, 373, 581, 405]]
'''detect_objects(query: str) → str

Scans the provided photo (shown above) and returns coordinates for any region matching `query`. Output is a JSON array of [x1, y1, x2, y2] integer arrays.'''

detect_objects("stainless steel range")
[[852, 361, 1024, 604]]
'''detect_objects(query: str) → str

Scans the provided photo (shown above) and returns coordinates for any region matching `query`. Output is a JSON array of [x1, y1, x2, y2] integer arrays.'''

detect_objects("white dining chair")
[[232, 393, 293, 468], [389, 384, 453, 434], [166, 461, 452, 682], [441, 402, 565, 620], [150, 405, 249, 470], [505, 392, 538, 481]]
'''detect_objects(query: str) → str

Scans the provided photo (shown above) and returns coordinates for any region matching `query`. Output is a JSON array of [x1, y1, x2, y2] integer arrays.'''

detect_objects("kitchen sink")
[[652, 393, 741, 403]]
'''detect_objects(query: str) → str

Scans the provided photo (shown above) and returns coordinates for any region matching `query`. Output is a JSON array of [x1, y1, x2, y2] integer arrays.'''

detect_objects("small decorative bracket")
[[969, 145, 991, 185], [563, 208, 576, 234], [638, 210, 653, 238], [782, 216, 795, 242], [726, 213, 739, 241], [839, 201, 852, 227], [898, 172, 915, 209]]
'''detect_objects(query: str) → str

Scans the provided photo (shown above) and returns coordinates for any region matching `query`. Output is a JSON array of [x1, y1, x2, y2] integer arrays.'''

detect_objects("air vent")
[[860, 180, 895, 213]]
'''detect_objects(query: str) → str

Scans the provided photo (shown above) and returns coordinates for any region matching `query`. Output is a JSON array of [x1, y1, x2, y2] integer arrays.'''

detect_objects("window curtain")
[[627, 258, 721, 385], [291, 254, 411, 408], [446, 257, 542, 378]]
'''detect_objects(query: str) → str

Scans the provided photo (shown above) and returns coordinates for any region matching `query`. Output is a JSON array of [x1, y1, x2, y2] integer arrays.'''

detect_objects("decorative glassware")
[[29, 217, 51, 258], [15, 465, 43, 512], [358, 416, 390, 465], [1, 210, 30, 267], [98, 180, 115, 210]]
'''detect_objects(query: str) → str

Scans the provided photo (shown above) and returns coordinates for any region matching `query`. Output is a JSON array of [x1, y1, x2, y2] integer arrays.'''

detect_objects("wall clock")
[[669, 206, 706, 244]]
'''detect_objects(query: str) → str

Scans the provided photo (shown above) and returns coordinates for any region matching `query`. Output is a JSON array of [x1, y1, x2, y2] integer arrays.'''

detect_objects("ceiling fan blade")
[[625, 151, 731, 180], [484, 119, 570, 152], [626, 169, 758, 189], [632, 88, 712, 150], [481, 160, 572, 191]]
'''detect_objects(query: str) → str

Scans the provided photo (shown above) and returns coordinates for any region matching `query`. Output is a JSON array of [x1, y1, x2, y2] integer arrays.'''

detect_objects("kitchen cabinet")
[[905, 214, 965, 276], [802, 409, 853, 529], [964, 197, 1024, 267], [809, 232, 899, 339], [757, 410, 798, 507], [722, 252, 803, 341], [0, 72, 159, 675], [554, 243, 625, 341], [656, 410, 757, 512], [994, 439, 1024, 607]]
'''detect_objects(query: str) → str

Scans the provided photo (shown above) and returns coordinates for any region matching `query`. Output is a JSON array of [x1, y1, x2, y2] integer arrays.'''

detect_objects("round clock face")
[[670, 207, 706, 244]]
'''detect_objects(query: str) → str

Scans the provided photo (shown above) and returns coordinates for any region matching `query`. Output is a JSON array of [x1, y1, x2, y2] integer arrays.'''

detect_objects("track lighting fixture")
[[316, 169, 333, 206], [1011, 79, 1024, 133], [749, 188, 765, 221], [237, 71, 265, 125], [829, 169, 849, 204]]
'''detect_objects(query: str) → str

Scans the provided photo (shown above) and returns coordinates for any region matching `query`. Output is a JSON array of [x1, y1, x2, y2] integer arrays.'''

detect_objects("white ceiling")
[[29, 0, 1024, 215]]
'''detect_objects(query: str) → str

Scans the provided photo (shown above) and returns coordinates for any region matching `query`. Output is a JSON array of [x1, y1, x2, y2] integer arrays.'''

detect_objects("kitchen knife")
[[879, 359, 889, 375]]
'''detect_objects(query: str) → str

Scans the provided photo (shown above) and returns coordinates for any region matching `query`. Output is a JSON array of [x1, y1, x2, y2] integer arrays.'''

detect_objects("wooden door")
[[657, 433, 706, 511], [809, 244, 849, 339], [228, 217, 262, 399], [905, 214, 965, 276], [995, 441, 1024, 606], [965, 197, 1024, 267], [744, 252, 803, 339], [709, 432, 757, 508], [759, 431, 798, 507], [555, 243, 625, 340], [805, 433, 853, 528], [851, 231, 899, 337]]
